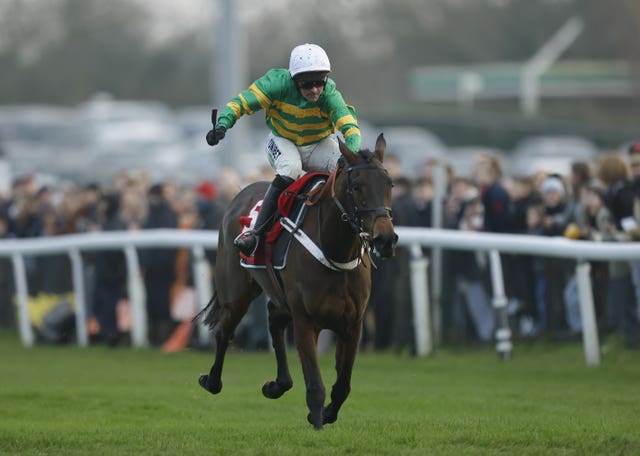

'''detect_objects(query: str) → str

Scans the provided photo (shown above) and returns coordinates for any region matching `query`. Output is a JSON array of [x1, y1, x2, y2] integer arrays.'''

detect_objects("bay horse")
[[198, 134, 397, 429]]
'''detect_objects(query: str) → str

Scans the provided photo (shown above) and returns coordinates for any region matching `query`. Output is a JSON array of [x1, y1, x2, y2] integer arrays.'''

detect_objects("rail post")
[[12, 252, 34, 347], [489, 249, 512, 359], [575, 261, 600, 365], [68, 249, 88, 347], [192, 245, 213, 346], [124, 245, 148, 348], [410, 244, 432, 356]]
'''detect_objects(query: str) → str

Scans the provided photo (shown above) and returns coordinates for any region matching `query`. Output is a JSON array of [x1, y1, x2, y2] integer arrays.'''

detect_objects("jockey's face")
[[299, 85, 324, 102], [295, 75, 327, 102]]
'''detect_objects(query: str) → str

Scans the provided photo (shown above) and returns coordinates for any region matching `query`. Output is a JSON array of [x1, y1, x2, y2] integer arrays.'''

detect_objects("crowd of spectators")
[[366, 140, 640, 352], [0, 165, 273, 347], [1, 141, 640, 351]]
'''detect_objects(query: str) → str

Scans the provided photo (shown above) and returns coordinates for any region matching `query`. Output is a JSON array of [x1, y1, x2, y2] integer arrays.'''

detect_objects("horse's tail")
[[192, 289, 219, 331]]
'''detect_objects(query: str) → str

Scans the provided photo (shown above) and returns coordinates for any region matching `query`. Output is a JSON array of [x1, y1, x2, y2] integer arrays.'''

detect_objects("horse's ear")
[[374, 133, 386, 162], [338, 137, 358, 165]]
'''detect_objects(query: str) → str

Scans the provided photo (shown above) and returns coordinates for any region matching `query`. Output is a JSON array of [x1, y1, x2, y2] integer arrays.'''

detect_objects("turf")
[[1, 331, 639, 455]]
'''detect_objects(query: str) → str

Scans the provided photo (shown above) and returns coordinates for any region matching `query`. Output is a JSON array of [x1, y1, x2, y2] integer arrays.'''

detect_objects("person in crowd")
[[449, 185, 495, 343], [206, 43, 361, 257], [90, 192, 127, 346], [140, 183, 179, 346], [507, 176, 543, 336], [0, 212, 15, 327], [582, 178, 637, 345], [367, 159, 413, 352], [195, 180, 224, 232], [597, 152, 640, 346], [473, 153, 512, 234], [194, 179, 224, 269], [568, 161, 592, 230], [598, 153, 635, 232], [120, 183, 148, 231], [625, 142, 640, 347], [537, 175, 575, 336]]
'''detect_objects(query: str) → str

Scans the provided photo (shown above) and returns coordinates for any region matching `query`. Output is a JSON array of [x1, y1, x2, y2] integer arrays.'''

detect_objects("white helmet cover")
[[289, 43, 331, 78]]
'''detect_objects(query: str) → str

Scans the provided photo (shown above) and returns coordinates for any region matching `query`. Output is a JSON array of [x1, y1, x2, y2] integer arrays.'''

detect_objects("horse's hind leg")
[[199, 290, 257, 395], [262, 301, 293, 399], [323, 324, 363, 425]]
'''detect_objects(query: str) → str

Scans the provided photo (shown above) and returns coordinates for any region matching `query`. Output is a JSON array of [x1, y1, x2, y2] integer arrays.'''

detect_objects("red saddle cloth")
[[238, 172, 328, 266]]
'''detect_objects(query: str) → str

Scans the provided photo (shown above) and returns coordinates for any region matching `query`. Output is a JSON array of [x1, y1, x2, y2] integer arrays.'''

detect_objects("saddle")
[[239, 172, 328, 269]]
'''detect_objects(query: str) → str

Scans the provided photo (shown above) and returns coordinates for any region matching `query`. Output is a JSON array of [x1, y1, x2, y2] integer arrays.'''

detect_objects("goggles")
[[297, 79, 326, 90]]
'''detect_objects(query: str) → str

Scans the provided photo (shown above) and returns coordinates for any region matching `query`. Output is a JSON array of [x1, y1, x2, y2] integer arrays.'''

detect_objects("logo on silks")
[[267, 138, 281, 161]]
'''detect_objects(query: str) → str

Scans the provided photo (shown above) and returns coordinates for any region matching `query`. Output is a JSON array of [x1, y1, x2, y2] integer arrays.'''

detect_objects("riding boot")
[[234, 174, 294, 256]]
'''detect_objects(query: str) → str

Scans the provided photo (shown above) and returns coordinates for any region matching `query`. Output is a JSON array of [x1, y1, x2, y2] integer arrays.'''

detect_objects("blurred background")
[[0, 0, 639, 186], [2, 0, 640, 350]]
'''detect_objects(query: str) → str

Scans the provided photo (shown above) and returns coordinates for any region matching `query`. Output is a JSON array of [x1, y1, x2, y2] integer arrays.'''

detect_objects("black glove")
[[206, 125, 226, 146]]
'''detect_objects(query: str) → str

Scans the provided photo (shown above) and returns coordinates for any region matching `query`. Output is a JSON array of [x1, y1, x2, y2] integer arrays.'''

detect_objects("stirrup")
[[234, 231, 259, 257]]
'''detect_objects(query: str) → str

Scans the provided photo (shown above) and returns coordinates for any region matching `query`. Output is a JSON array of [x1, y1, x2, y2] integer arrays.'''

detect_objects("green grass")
[[1, 331, 639, 455]]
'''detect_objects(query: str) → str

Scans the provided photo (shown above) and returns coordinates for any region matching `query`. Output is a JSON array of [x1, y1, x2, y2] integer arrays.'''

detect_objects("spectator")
[[0, 212, 15, 327], [597, 152, 640, 347], [508, 176, 543, 336], [626, 142, 640, 348], [583, 179, 637, 345], [473, 154, 512, 234], [449, 185, 495, 343], [568, 161, 592, 230], [140, 183, 179, 346], [538, 175, 574, 336], [90, 192, 127, 346]]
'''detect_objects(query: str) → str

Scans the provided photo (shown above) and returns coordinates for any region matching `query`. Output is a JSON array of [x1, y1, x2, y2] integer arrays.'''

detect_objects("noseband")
[[330, 158, 393, 239]]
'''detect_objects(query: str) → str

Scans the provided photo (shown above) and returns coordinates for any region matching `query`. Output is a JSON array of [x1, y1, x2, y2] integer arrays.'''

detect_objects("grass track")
[[1, 331, 639, 455]]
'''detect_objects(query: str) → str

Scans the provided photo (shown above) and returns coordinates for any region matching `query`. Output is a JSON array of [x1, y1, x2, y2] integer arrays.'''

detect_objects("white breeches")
[[265, 133, 341, 179]]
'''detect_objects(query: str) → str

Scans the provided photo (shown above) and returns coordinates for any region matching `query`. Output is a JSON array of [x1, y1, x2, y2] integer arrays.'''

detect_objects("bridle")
[[329, 156, 393, 241]]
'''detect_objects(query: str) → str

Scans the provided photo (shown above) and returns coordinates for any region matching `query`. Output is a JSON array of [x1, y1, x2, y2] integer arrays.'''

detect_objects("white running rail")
[[3, 227, 639, 365]]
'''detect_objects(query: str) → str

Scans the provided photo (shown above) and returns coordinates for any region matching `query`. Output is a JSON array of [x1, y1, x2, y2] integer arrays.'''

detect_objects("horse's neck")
[[317, 190, 361, 263]]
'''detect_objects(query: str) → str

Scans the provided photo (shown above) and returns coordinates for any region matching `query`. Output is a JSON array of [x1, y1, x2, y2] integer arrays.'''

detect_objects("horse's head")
[[337, 133, 398, 258]]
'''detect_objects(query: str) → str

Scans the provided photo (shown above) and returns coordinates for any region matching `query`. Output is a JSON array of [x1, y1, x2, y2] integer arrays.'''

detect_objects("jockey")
[[206, 43, 362, 256]]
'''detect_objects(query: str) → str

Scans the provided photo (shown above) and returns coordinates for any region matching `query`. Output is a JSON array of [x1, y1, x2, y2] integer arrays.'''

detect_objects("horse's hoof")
[[307, 412, 323, 430], [322, 405, 338, 424], [198, 374, 222, 394], [262, 380, 292, 399]]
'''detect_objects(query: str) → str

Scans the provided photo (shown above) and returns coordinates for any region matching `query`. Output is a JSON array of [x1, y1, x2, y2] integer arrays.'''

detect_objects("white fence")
[[2, 227, 640, 365]]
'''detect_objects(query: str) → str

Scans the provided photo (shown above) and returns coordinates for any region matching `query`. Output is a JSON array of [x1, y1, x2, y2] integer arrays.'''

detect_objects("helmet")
[[289, 44, 331, 78]]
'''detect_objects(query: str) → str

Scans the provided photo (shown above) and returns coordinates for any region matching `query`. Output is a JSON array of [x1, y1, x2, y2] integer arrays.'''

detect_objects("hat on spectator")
[[541, 176, 565, 196], [196, 180, 217, 201]]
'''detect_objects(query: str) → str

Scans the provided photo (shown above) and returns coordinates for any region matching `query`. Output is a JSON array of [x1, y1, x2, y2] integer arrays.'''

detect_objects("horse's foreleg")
[[294, 321, 325, 430], [199, 298, 251, 395], [262, 301, 293, 399], [323, 323, 362, 425]]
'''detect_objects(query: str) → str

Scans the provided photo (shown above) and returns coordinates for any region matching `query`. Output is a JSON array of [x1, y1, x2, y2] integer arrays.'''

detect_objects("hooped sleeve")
[[216, 70, 282, 130], [324, 85, 361, 153]]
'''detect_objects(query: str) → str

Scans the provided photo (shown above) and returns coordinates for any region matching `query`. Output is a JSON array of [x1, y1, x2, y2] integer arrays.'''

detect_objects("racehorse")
[[198, 134, 397, 429]]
